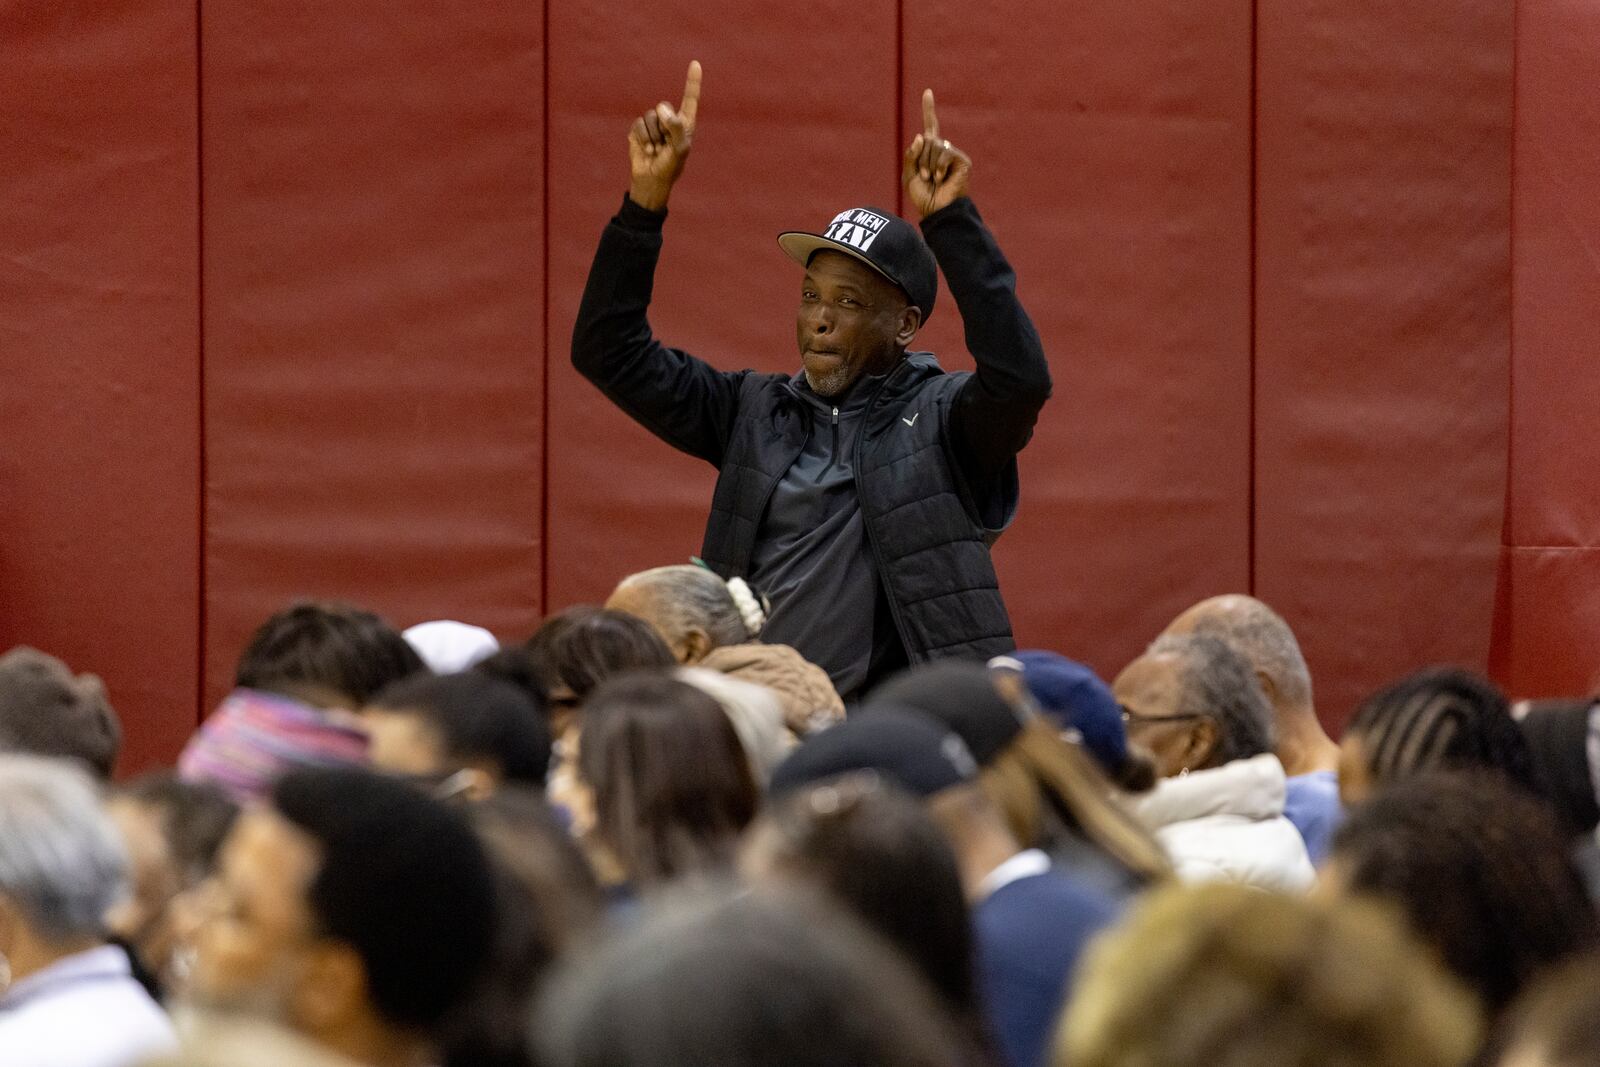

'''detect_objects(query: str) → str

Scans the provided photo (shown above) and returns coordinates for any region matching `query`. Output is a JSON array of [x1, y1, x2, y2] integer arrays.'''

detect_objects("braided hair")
[[1344, 666, 1543, 798]]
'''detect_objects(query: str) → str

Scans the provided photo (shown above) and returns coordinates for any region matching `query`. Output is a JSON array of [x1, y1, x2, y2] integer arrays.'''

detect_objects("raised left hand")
[[902, 89, 971, 218]]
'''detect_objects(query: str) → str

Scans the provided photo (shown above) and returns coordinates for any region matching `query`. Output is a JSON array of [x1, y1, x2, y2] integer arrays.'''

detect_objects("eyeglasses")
[[1119, 705, 1204, 727]]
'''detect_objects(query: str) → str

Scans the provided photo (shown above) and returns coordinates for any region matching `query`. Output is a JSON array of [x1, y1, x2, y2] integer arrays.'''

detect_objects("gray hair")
[[1178, 596, 1313, 711], [1147, 634, 1275, 765], [617, 565, 764, 650], [0, 753, 128, 941]]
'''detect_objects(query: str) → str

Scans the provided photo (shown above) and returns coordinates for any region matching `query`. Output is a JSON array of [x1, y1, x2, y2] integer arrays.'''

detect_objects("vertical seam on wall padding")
[[1245, 0, 1258, 594], [1504, 0, 1518, 551], [539, 1, 551, 617], [894, 0, 904, 217], [194, 0, 208, 725]]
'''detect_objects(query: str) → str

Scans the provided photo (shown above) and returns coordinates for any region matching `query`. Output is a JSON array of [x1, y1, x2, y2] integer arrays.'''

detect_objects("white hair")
[[617, 566, 768, 650], [0, 753, 128, 941], [676, 668, 794, 784]]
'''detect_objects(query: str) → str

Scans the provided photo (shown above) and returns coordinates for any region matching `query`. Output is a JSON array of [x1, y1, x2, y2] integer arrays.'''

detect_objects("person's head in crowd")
[[187, 767, 497, 1067], [178, 688, 370, 806], [1496, 953, 1600, 1067], [105, 772, 238, 996], [233, 602, 425, 710], [401, 620, 500, 675], [1112, 635, 1312, 889], [532, 887, 965, 1067], [467, 787, 603, 963], [1325, 771, 1598, 1018], [875, 661, 1169, 890], [1057, 882, 1482, 1067], [441, 789, 602, 1067], [770, 705, 1008, 897], [361, 672, 551, 800], [0, 646, 122, 779], [741, 776, 989, 1053], [524, 607, 675, 731], [569, 673, 758, 889], [676, 666, 793, 783], [1112, 634, 1275, 779], [770, 703, 1122, 1067], [1160, 594, 1338, 775], [696, 640, 846, 736], [995, 651, 1157, 791], [0, 755, 178, 1062], [1515, 699, 1600, 837], [1340, 667, 1541, 806], [605, 563, 768, 665]]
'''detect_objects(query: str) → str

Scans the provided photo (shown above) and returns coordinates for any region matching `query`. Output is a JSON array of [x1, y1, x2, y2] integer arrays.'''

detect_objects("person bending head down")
[[187, 767, 497, 1067], [605, 564, 767, 665]]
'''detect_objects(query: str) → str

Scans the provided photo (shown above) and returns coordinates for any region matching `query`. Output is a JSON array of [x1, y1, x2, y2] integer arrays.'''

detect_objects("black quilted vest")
[[700, 354, 1018, 665]]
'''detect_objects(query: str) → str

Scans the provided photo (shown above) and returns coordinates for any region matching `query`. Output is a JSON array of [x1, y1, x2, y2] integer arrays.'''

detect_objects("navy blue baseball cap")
[[991, 651, 1131, 779]]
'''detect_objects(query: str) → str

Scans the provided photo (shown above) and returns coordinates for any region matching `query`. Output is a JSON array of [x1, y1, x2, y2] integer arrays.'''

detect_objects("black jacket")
[[573, 194, 1051, 672]]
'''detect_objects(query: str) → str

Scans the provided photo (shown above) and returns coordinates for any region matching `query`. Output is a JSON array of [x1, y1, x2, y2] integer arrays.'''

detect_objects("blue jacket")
[[974, 866, 1122, 1067]]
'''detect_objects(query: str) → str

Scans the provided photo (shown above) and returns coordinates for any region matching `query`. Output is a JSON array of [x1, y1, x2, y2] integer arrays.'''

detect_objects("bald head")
[[1162, 596, 1313, 718]]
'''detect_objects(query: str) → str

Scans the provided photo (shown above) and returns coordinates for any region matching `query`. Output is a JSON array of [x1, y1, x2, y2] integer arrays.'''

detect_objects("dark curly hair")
[[1331, 771, 1597, 1016]]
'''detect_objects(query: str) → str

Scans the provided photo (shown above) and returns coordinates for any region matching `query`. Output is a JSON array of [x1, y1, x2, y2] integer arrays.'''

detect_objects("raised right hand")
[[628, 60, 702, 212]]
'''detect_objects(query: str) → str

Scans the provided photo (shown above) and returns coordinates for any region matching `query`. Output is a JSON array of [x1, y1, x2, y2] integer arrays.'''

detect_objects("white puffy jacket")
[[1130, 753, 1316, 892]]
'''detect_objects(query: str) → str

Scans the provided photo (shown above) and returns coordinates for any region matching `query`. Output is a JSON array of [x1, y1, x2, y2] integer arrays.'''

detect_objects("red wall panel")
[[0, 1, 200, 772], [200, 1, 546, 707], [903, 0, 1255, 683], [1254, 0, 1513, 727], [543, 1, 899, 610], [1491, 0, 1600, 697]]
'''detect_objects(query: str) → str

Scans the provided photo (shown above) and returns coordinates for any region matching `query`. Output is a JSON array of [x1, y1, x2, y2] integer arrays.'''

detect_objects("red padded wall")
[[543, 0, 899, 610], [0, 1, 201, 773], [1253, 0, 1513, 727], [1491, 0, 1600, 697], [200, 1, 546, 708], [903, 0, 1255, 683]]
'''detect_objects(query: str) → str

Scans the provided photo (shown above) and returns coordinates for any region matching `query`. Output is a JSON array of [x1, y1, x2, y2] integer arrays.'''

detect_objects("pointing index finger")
[[921, 88, 939, 139], [680, 60, 703, 127]]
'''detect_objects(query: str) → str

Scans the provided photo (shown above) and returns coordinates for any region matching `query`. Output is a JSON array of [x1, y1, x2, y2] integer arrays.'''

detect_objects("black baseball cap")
[[870, 662, 1027, 767], [779, 207, 939, 323], [768, 704, 977, 799]]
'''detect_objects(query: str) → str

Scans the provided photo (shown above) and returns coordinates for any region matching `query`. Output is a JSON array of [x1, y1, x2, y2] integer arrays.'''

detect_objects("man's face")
[[1112, 653, 1208, 778], [188, 809, 322, 1021], [796, 251, 917, 397]]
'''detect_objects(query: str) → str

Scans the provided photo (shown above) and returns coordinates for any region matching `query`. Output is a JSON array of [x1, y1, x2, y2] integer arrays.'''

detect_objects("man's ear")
[[1255, 668, 1281, 705], [1184, 716, 1221, 771], [679, 627, 712, 665], [895, 305, 922, 347]]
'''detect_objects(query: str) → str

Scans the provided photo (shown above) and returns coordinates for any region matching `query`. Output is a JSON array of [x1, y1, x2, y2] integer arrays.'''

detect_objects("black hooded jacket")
[[572, 194, 1051, 696]]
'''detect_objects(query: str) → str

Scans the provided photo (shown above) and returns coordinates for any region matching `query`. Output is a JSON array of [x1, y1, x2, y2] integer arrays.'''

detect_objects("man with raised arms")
[[573, 62, 1052, 700]]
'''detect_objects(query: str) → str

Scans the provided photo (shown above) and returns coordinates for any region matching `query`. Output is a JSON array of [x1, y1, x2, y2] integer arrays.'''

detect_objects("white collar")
[[1131, 753, 1289, 829], [0, 944, 131, 1010], [979, 848, 1051, 899]]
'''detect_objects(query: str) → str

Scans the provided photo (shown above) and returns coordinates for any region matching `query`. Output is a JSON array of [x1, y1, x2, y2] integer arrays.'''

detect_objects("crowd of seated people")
[[1, 581, 1598, 1067]]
